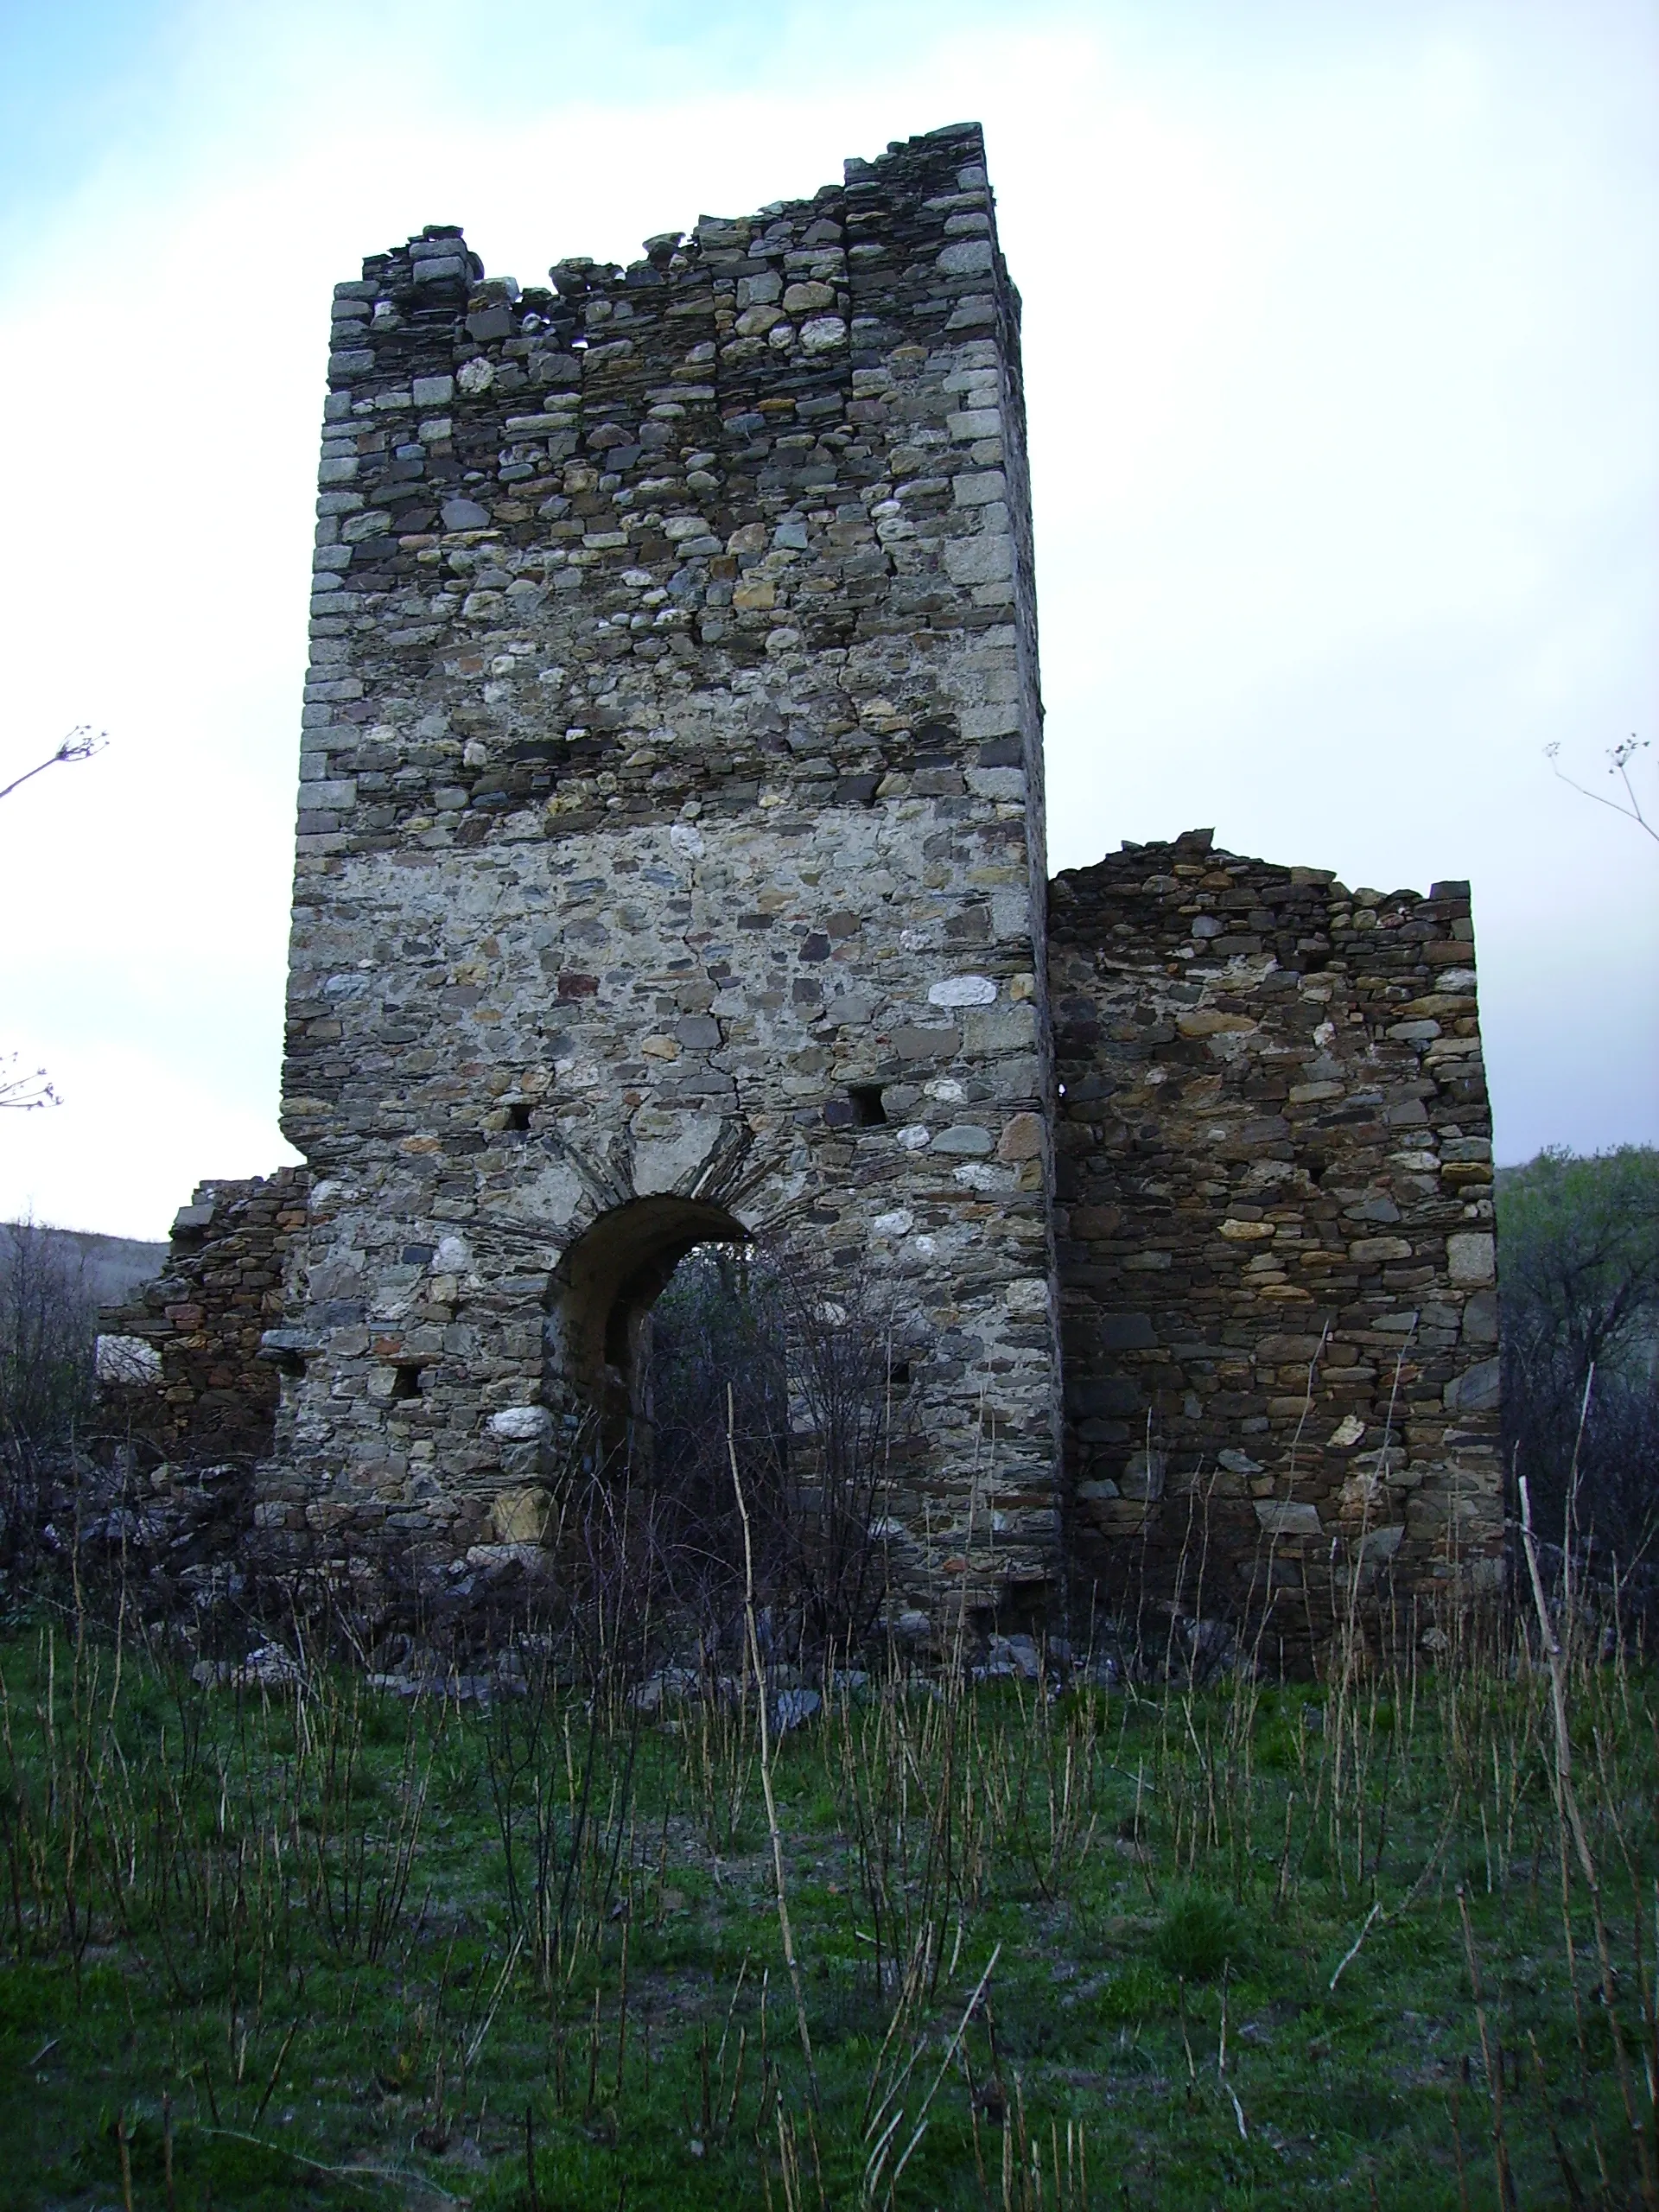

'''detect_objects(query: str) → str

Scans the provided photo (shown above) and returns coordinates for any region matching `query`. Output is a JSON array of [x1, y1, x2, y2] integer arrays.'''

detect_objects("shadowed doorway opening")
[[543, 1196, 749, 1465]]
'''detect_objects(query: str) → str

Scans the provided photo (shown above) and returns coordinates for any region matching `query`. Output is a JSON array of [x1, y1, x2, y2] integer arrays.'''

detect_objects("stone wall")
[[99, 1172, 309, 1459], [264, 123, 1062, 1633], [1048, 830, 1502, 1656]]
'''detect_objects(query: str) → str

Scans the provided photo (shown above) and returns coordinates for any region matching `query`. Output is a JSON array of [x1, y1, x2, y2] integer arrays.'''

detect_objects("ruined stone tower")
[[87, 119, 1502, 1658], [259, 124, 1062, 1626]]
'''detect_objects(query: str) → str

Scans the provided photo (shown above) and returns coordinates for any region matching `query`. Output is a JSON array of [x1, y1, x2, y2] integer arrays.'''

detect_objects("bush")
[[1153, 1889, 1242, 1982], [647, 1239, 913, 1658], [550, 1237, 915, 1675]]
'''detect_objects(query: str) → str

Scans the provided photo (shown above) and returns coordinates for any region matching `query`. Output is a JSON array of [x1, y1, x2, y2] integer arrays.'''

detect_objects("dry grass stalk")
[[1520, 1473, 1658, 2207], [729, 1388, 818, 2110]]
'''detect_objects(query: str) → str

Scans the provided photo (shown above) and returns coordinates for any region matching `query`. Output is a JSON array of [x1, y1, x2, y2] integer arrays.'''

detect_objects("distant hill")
[[0, 1221, 168, 1309]]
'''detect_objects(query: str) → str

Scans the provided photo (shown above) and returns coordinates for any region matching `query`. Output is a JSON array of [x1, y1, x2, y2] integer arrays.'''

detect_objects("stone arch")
[[544, 1194, 750, 1463]]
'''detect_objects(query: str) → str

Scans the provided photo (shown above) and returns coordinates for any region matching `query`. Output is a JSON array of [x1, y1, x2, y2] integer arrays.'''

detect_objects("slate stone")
[[1095, 1313, 1157, 1350], [932, 1124, 994, 1156]]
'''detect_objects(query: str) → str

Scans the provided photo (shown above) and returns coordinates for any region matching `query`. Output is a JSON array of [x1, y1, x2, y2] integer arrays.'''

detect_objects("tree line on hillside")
[[1497, 1144, 1659, 1573]]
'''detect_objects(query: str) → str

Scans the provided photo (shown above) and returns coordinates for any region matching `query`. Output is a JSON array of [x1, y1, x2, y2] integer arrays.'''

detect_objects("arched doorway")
[[544, 1195, 750, 1464]]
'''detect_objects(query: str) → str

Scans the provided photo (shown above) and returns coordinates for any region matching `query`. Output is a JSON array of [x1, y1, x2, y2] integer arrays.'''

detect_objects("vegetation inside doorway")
[[559, 1238, 918, 1680]]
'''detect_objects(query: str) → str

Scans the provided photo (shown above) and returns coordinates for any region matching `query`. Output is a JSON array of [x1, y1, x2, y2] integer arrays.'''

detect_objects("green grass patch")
[[0, 1618, 1650, 2208]]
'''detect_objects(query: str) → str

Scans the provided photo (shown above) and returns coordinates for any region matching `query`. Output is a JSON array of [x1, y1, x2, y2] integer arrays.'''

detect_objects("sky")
[[0, 0, 1654, 1241]]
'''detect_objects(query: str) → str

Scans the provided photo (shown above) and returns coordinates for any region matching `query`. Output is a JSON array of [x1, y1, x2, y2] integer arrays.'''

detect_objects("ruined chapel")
[[105, 123, 1503, 1647]]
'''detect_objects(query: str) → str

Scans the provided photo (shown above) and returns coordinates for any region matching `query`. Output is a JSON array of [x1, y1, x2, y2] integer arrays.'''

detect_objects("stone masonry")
[[262, 124, 1061, 1630], [105, 125, 1503, 1652], [1050, 831, 1502, 1655], [99, 1172, 309, 1460]]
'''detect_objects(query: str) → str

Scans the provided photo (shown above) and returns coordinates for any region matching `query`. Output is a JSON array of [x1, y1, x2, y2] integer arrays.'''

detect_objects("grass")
[[0, 1590, 1655, 2210]]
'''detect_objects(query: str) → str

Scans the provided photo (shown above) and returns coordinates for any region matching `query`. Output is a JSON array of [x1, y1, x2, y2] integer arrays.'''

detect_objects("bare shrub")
[[1499, 1145, 1659, 1583], [567, 1235, 917, 1673], [0, 1221, 101, 1582], [767, 1249, 912, 1656], [0, 1219, 99, 1448]]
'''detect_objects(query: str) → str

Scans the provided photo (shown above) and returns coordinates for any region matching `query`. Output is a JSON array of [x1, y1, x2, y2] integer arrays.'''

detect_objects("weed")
[[1153, 1889, 1242, 1982]]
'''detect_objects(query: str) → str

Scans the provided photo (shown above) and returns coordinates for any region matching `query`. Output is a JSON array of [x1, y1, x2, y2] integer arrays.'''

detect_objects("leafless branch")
[[0, 726, 107, 807], [1544, 736, 1656, 845], [0, 1055, 59, 1113], [1, 728, 107, 1111]]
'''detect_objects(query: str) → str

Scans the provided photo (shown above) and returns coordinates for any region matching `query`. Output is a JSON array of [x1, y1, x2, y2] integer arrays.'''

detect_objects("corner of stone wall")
[[99, 1168, 309, 1461]]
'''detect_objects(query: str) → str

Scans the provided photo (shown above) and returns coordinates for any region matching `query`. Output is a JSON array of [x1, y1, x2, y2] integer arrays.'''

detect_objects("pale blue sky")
[[1, 0, 1655, 1237]]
